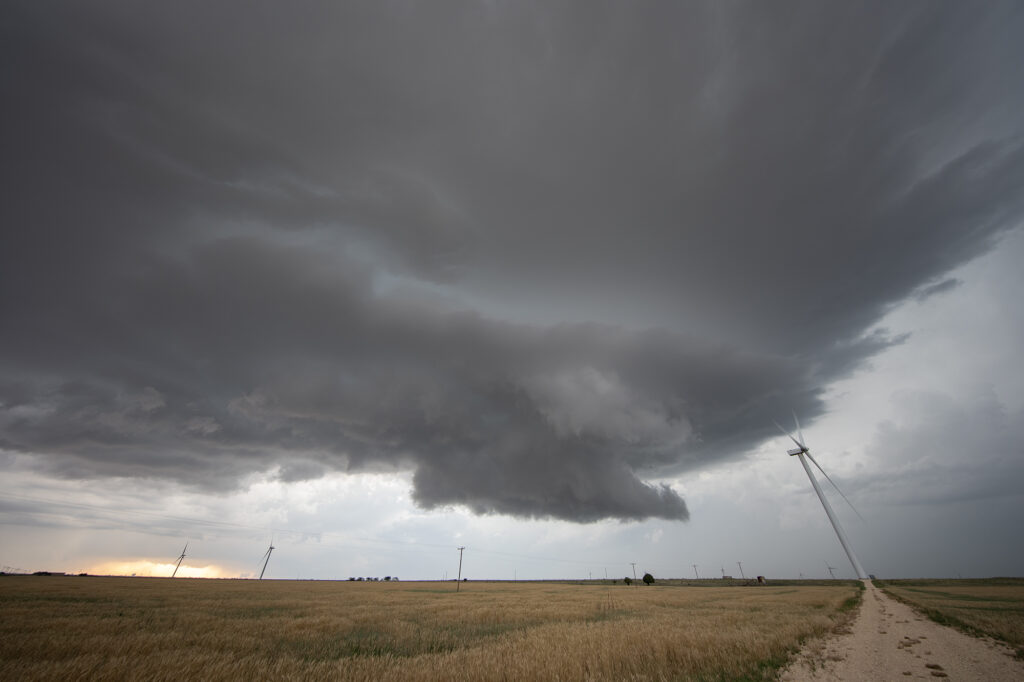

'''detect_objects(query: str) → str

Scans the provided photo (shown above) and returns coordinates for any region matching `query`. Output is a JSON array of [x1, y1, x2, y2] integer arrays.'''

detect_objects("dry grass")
[[1, 576, 860, 681], [875, 578, 1024, 658]]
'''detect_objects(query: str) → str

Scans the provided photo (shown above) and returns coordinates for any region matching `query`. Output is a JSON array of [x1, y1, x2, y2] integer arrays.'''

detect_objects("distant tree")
[[384, 576, 391, 581], [348, 577, 355, 581], [643, 573, 654, 585], [624, 576, 632, 585]]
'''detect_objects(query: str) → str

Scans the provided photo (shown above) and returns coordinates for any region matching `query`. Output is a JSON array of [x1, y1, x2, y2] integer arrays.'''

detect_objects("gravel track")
[[781, 580, 1024, 681]]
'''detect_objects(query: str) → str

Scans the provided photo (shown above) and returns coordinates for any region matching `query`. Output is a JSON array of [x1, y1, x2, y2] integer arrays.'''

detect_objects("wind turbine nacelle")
[[787, 448, 804, 456]]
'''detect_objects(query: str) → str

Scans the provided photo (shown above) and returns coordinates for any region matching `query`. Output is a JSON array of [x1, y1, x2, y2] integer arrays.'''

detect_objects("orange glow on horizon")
[[87, 560, 235, 579]]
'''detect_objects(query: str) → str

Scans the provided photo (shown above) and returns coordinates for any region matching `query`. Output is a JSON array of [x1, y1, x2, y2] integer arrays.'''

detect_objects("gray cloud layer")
[[3, 1, 1024, 521]]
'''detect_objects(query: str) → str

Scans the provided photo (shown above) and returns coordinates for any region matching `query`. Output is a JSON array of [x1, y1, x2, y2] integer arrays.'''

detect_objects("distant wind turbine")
[[825, 561, 838, 579], [775, 414, 868, 579], [171, 542, 188, 578], [259, 541, 275, 580]]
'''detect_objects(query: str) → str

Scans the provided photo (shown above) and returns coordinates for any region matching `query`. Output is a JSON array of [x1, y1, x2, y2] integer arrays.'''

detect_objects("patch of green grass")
[[899, 587, 1021, 603]]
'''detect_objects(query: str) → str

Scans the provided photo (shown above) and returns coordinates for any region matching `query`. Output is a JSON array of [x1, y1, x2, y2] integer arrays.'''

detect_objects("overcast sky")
[[2, 1, 1023, 580]]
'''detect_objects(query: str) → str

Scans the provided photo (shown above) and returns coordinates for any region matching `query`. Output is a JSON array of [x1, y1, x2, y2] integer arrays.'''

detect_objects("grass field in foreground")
[[0, 576, 860, 681], [874, 578, 1024, 658]]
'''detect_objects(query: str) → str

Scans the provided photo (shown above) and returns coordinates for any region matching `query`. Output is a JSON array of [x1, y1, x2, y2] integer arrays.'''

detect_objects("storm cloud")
[[3, 1, 1024, 521]]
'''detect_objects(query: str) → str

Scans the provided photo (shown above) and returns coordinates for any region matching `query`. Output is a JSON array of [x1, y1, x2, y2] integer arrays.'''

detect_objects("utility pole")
[[630, 562, 638, 586], [456, 546, 465, 592], [721, 565, 726, 579], [737, 561, 745, 580], [692, 564, 699, 579]]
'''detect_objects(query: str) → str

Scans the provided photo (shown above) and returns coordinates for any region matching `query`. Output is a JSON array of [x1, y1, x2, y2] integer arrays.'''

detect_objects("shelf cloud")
[[3, 1, 1024, 522]]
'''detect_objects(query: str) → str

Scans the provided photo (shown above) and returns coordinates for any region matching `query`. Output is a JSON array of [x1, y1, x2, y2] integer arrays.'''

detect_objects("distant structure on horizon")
[[171, 542, 188, 578], [259, 542, 275, 580]]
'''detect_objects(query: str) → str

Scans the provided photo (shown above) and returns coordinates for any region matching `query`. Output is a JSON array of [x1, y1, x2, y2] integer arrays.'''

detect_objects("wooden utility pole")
[[630, 562, 637, 586], [692, 564, 699, 579], [456, 546, 465, 592]]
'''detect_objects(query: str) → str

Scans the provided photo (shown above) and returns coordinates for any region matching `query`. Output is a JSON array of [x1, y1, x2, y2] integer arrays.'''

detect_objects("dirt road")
[[781, 581, 1024, 681]]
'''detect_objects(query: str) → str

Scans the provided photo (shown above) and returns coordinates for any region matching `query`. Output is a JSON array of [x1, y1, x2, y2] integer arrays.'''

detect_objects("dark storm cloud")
[[3, 1, 1024, 521], [913, 277, 962, 302]]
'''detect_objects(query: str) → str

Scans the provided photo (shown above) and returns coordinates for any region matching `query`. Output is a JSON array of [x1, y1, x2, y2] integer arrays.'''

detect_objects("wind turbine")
[[775, 414, 868, 579], [171, 542, 188, 578], [825, 561, 838, 579], [259, 541, 275, 580]]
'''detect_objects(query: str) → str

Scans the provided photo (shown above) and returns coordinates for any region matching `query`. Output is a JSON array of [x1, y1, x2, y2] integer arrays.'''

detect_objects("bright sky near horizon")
[[3, 1, 1023, 581]]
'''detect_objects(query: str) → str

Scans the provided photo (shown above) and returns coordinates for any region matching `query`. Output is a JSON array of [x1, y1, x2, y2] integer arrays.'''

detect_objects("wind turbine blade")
[[805, 452, 865, 522], [792, 412, 805, 448], [773, 419, 805, 449]]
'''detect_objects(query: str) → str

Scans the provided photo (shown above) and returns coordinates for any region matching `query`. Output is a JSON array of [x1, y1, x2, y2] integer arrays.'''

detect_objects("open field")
[[1, 576, 860, 681], [874, 578, 1024, 658]]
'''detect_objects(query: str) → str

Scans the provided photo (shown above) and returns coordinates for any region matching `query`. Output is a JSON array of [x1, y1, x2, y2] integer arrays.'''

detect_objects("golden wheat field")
[[0, 576, 861, 681]]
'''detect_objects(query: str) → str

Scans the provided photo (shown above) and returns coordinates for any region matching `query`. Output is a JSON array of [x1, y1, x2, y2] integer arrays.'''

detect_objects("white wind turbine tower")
[[171, 542, 188, 578], [775, 414, 868, 580], [258, 541, 275, 580]]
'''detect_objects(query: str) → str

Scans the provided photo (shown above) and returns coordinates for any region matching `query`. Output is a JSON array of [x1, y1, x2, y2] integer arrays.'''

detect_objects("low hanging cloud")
[[3, 1, 1024, 522]]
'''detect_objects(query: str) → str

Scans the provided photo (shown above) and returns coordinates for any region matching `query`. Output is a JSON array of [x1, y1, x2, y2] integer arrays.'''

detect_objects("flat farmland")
[[875, 578, 1024, 658], [1, 576, 860, 681]]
